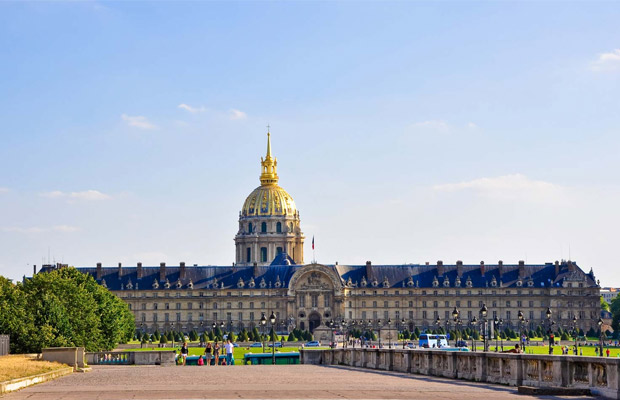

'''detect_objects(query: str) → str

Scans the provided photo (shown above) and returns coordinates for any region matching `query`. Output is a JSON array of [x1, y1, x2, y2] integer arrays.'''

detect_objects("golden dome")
[[241, 184, 297, 217], [241, 131, 298, 217]]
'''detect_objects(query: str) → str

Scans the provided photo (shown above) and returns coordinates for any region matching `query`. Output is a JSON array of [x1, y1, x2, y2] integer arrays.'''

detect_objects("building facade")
[[39, 133, 601, 336]]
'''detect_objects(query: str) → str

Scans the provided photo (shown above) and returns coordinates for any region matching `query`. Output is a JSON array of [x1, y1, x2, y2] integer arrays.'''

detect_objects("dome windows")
[[261, 222, 267, 233], [276, 222, 282, 233]]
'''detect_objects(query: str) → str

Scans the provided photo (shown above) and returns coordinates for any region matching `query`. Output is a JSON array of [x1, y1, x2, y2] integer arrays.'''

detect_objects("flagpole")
[[312, 235, 316, 264]]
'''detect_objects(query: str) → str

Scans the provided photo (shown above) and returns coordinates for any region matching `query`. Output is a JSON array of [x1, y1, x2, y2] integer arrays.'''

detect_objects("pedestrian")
[[225, 339, 234, 366], [180, 342, 189, 366], [204, 342, 212, 366], [606, 348, 611, 357], [214, 341, 220, 366]]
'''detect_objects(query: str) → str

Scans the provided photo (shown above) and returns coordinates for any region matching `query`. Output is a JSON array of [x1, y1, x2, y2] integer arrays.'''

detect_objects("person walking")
[[225, 339, 234, 366], [214, 341, 220, 366], [204, 342, 212, 366], [180, 342, 189, 366]]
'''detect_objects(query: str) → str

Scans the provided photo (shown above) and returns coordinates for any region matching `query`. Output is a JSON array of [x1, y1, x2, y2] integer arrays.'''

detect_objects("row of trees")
[[136, 326, 314, 344], [0, 268, 135, 353]]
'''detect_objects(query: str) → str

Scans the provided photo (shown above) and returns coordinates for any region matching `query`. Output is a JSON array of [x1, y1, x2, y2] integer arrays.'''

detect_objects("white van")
[[419, 334, 448, 348]]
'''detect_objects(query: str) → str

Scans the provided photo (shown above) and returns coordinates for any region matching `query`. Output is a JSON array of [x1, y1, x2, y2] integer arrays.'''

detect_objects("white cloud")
[[177, 103, 206, 113], [0, 187, 9, 194], [121, 114, 158, 130], [591, 49, 620, 72], [467, 122, 478, 129], [2, 225, 80, 234], [229, 109, 247, 120], [40, 190, 111, 201], [433, 174, 564, 202]]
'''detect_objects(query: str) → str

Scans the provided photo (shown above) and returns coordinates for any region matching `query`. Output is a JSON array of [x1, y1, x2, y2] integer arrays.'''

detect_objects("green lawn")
[[475, 344, 620, 357]]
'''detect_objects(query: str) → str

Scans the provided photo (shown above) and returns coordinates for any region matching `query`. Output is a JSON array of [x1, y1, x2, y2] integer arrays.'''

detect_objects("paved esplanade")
[[6, 365, 590, 399]]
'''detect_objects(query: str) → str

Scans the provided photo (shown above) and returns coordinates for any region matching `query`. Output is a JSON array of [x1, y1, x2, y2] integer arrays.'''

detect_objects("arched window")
[[276, 222, 282, 233], [261, 222, 267, 233], [248, 222, 253, 233]]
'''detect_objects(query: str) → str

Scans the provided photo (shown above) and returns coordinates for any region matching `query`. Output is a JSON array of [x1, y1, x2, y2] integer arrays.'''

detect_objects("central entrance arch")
[[308, 312, 321, 333]]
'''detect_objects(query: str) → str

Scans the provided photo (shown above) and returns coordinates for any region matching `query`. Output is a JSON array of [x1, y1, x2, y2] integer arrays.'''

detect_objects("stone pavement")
[[3, 365, 592, 399]]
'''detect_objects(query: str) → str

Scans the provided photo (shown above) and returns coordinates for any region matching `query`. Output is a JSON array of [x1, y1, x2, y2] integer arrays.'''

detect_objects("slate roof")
[[42, 260, 597, 291]]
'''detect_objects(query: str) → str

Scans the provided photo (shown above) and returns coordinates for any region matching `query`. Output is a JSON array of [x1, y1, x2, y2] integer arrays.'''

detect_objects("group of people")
[[178, 339, 235, 366]]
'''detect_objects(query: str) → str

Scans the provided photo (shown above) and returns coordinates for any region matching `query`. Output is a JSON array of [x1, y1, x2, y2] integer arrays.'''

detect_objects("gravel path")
[[3, 364, 591, 399]]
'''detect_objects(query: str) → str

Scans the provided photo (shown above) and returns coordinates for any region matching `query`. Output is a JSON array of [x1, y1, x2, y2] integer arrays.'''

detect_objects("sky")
[[0, 1, 619, 286]]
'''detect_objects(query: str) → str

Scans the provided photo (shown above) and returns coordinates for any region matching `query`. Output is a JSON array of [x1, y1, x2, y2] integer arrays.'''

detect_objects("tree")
[[0, 268, 134, 353], [189, 330, 198, 342], [160, 335, 168, 344], [227, 331, 236, 342], [238, 329, 249, 342], [611, 295, 620, 339], [601, 296, 610, 312]]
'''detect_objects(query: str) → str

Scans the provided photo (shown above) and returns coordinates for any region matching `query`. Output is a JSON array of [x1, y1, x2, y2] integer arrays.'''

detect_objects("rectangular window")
[[506, 311, 511, 320], [176, 313, 181, 322], [492, 301, 497, 307], [395, 301, 399, 308], [238, 302, 243, 309], [261, 301, 265, 309], [362, 301, 366, 308], [165, 313, 169, 322], [298, 296, 305, 308], [372, 301, 377, 308], [372, 311, 378, 319], [260, 247, 267, 262], [444, 310, 449, 320], [165, 303, 169, 310], [188, 313, 193, 322], [199, 302, 204, 309], [128, 304, 132, 310], [362, 311, 367, 319], [141, 313, 146, 322], [467, 311, 472, 320], [506, 301, 511, 307], [408, 301, 413, 308], [213, 302, 218, 309], [444, 301, 449, 307], [349, 311, 353, 319], [422, 311, 427, 319], [227, 312, 232, 322], [311, 295, 318, 308], [467, 300, 471, 308], [199, 312, 204, 321], [141, 303, 146, 310], [529, 301, 534, 307], [383, 301, 388, 308], [433, 301, 438, 308], [324, 296, 330, 308], [433, 311, 439, 319], [384, 311, 388, 319], [250, 312, 254, 321], [227, 302, 231, 309], [422, 301, 427, 308], [238, 312, 242, 321], [246, 247, 251, 263], [176, 303, 181, 310], [250, 302, 254, 309], [456, 301, 460, 307], [153, 313, 158, 322], [409, 311, 414, 320], [517, 301, 522, 308]]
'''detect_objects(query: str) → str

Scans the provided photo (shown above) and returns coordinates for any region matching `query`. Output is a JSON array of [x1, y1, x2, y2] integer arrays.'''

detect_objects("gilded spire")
[[260, 129, 278, 185]]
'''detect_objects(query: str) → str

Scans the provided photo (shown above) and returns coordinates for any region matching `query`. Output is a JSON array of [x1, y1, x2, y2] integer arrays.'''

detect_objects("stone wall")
[[301, 348, 620, 400], [42, 347, 85, 369], [85, 351, 175, 366]]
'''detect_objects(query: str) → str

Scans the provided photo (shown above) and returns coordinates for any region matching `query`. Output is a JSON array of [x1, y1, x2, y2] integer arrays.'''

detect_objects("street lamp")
[[598, 317, 604, 357], [479, 304, 488, 352], [387, 319, 392, 349], [498, 318, 504, 351], [470, 317, 477, 351], [171, 322, 175, 349], [260, 313, 267, 353], [376, 319, 382, 348], [341, 320, 347, 348], [546, 307, 554, 355], [572, 316, 579, 355], [452, 307, 460, 347], [401, 318, 407, 349], [493, 316, 499, 352], [518, 310, 525, 353], [269, 311, 276, 364]]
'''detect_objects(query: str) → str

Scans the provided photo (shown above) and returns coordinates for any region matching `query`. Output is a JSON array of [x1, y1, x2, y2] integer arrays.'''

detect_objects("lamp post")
[[470, 317, 477, 351], [598, 317, 604, 358], [572, 316, 579, 355], [452, 307, 460, 347], [498, 318, 504, 351], [401, 318, 407, 349], [270, 312, 276, 364], [341, 320, 347, 348], [493, 316, 499, 352], [479, 304, 488, 352], [546, 307, 554, 355], [387, 319, 392, 349], [518, 310, 525, 353], [171, 322, 175, 349], [260, 313, 267, 353], [377, 319, 382, 348], [435, 316, 441, 347]]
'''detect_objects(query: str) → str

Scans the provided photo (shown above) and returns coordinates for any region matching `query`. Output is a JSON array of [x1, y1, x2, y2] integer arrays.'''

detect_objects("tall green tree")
[[601, 296, 610, 312]]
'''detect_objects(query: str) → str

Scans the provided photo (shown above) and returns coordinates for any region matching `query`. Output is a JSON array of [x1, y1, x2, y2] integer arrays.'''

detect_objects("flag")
[[312, 236, 315, 250]]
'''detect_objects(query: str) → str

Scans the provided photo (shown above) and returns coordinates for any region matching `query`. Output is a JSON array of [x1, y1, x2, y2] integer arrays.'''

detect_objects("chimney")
[[96, 262, 102, 280], [33, 264, 37, 276], [365, 261, 373, 281], [118, 262, 122, 277], [480, 261, 485, 277], [160, 262, 166, 282], [518, 260, 525, 279], [437, 260, 444, 277], [554, 260, 560, 276], [498, 260, 504, 278], [568, 261, 576, 273], [180, 262, 186, 280], [425, 261, 429, 266], [137, 262, 143, 279], [253, 262, 259, 277], [456, 260, 463, 277]]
